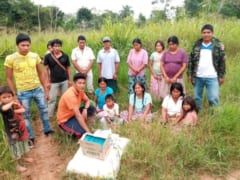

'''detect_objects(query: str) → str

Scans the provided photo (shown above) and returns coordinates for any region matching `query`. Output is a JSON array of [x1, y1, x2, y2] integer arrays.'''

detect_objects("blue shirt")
[[129, 92, 152, 112], [95, 87, 114, 109]]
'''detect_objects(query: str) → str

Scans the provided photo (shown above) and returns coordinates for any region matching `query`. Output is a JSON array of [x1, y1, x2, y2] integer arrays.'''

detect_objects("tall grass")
[[0, 16, 240, 179]]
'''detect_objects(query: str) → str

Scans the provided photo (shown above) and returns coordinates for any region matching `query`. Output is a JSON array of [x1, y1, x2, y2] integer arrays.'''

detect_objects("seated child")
[[175, 96, 198, 126], [100, 94, 123, 129], [161, 82, 184, 124], [0, 86, 33, 172]]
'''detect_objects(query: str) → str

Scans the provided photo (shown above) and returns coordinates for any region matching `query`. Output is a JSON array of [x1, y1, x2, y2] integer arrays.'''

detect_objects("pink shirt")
[[180, 111, 198, 126], [127, 49, 148, 77]]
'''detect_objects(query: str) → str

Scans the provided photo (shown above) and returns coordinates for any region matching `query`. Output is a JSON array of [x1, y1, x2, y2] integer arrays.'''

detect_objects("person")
[[149, 40, 165, 101], [44, 39, 71, 119], [71, 35, 95, 94], [4, 33, 54, 145], [46, 40, 53, 55], [120, 81, 152, 123], [160, 36, 188, 98], [175, 96, 198, 126], [127, 38, 148, 95], [97, 36, 120, 93], [187, 24, 226, 110], [161, 82, 184, 124], [94, 77, 114, 114], [99, 94, 123, 129], [57, 73, 96, 139], [0, 86, 33, 172]]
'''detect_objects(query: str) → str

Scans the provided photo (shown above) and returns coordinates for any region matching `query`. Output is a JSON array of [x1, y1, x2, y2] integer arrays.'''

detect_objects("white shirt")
[[97, 47, 120, 79], [71, 46, 95, 72], [196, 43, 217, 78], [103, 103, 119, 118], [162, 95, 183, 116]]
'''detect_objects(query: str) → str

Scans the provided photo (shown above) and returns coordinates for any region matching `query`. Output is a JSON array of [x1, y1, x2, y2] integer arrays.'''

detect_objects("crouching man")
[[57, 73, 95, 138]]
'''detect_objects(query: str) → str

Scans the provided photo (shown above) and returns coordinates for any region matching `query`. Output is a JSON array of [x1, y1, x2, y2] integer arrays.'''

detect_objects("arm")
[[113, 62, 119, 80], [14, 103, 25, 114], [66, 66, 72, 86], [36, 64, 49, 101], [161, 107, 168, 122], [45, 65, 51, 89], [127, 104, 134, 122], [6, 67, 16, 96], [98, 63, 102, 77], [218, 43, 226, 85], [1, 101, 14, 111], [148, 60, 155, 75]]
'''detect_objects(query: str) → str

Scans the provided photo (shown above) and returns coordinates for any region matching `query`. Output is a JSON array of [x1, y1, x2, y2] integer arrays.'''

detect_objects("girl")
[[160, 36, 188, 98], [161, 82, 184, 124], [0, 86, 33, 172], [176, 96, 198, 126], [94, 77, 114, 114], [149, 40, 165, 101], [120, 81, 152, 123], [127, 38, 148, 95]]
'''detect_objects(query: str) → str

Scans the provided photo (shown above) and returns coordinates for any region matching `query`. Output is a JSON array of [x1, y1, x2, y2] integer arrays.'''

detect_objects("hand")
[[165, 77, 171, 84], [219, 78, 224, 86], [113, 73, 117, 80], [45, 93, 50, 102], [46, 82, 51, 90], [171, 77, 177, 83]]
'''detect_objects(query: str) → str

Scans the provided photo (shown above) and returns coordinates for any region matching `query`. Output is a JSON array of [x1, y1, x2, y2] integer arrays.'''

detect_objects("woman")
[[127, 38, 148, 95], [160, 36, 188, 98]]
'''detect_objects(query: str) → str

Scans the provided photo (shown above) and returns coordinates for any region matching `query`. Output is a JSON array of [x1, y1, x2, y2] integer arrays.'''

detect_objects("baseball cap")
[[102, 36, 111, 42]]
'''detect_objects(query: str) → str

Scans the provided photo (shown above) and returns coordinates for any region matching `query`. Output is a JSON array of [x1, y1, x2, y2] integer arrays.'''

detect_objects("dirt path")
[[20, 120, 69, 180]]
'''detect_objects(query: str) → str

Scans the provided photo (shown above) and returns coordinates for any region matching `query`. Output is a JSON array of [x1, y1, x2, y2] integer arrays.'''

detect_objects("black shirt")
[[44, 52, 70, 83]]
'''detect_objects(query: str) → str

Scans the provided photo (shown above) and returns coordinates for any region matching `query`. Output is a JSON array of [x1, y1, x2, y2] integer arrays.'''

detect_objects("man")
[[97, 36, 120, 93], [71, 35, 95, 94], [4, 33, 54, 145], [44, 39, 71, 119], [57, 73, 95, 138], [187, 24, 226, 110]]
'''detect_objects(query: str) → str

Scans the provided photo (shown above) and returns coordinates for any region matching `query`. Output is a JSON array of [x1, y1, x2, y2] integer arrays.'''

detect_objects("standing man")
[[71, 35, 95, 94], [57, 73, 95, 138], [97, 36, 120, 93], [4, 33, 54, 145], [44, 39, 71, 119], [187, 24, 226, 110]]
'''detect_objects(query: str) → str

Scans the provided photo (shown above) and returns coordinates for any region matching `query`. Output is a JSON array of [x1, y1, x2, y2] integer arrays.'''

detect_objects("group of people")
[[0, 23, 225, 172]]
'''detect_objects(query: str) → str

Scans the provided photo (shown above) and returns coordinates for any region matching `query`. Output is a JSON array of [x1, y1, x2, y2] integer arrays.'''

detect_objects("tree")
[[184, 0, 203, 16], [119, 5, 134, 18], [138, 13, 146, 26], [76, 7, 93, 29]]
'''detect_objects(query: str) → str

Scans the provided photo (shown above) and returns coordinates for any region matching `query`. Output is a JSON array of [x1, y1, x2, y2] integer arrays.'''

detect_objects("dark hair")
[[132, 38, 142, 45], [77, 35, 86, 42], [73, 73, 86, 82], [47, 40, 52, 48], [0, 86, 14, 96], [51, 39, 62, 46], [167, 36, 179, 45], [132, 81, 145, 110], [98, 77, 108, 85], [105, 94, 115, 102], [182, 96, 198, 114], [16, 33, 31, 45], [170, 82, 184, 97], [155, 40, 165, 50], [201, 24, 214, 33]]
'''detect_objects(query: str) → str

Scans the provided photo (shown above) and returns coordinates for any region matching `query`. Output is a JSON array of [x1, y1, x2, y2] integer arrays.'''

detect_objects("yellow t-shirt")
[[4, 52, 42, 91]]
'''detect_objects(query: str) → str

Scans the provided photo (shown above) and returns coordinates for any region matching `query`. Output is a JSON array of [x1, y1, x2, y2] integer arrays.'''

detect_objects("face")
[[78, 40, 86, 49], [99, 81, 107, 90], [182, 103, 191, 111], [106, 99, 114, 107], [52, 44, 62, 53], [47, 45, 53, 52], [134, 84, 144, 95], [17, 41, 30, 55], [171, 88, 181, 99], [156, 43, 163, 52], [168, 42, 178, 52], [133, 42, 141, 51], [202, 29, 213, 43], [0, 93, 13, 104], [103, 41, 111, 49], [74, 79, 86, 92]]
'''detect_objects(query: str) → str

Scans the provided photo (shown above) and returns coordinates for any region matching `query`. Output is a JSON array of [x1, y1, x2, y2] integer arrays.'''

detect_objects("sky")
[[31, 0, 184, 18]]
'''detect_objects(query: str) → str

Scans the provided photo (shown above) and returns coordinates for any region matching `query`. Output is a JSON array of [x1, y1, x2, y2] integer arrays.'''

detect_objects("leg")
[[128, 76, 135, 95], [86, 71, 94, 93], [48, 83, 59, 118], [59, 80, 68, 96], [194, 77, 205, 110], [17, 91, 34, 139], [33, 88, 52, 134], [205, 78, 219, 106]]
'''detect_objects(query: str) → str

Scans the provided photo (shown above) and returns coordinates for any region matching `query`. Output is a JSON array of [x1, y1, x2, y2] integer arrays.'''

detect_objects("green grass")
[[0, 16, 240, 179]]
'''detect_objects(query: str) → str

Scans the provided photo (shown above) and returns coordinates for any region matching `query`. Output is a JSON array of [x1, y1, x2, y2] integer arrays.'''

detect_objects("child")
[[94, 77, 114, 115], [100, 94, 123, 129], [0, 86, 33, 172], [175, 96, 198, 126], [120, 81, 152, 123], [149, 40, 165, 101], [161, 82, 184, 124]]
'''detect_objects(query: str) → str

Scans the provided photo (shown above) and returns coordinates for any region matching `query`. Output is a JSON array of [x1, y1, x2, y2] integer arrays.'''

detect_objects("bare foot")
[[16, 164, 27, 172], [23, 157, 34, 163]]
